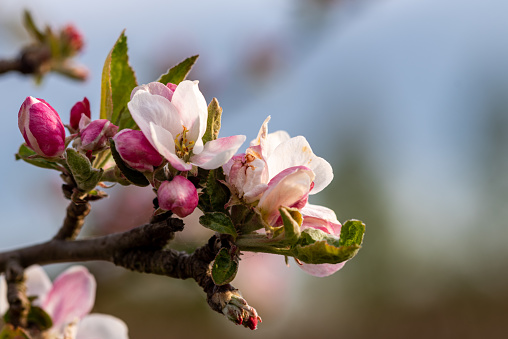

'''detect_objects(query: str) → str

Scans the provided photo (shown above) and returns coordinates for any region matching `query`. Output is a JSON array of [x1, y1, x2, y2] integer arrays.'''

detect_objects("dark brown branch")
[[53, 201, 91, 240], [0, 219, 260, 329], [5, 259, 29, 328], [0, 45, 51, 76]]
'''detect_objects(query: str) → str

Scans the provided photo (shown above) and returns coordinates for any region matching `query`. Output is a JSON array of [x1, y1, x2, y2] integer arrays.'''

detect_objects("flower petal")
[[0, 275, 7, 316], [301, 204, 341, 235], [171, 80, 208, 151], [42, 266, 96, 330], [191, 135, 246, 170], [76, 314, 128, 339], [299, 262, 346, 277], [128, 90, 182, 144], [25, 265, 52, 305], [149, 122, 192, 171], [257, 166, 314, 225], [131, 82, 173, 101], [268, 136, 333, 194]]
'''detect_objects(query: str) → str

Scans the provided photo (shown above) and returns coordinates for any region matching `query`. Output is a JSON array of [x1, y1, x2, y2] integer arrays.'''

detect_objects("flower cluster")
[[13, 40, 365, 332]]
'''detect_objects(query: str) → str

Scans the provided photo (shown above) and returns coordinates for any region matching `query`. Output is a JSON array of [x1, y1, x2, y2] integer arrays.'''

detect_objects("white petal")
[[128, 91, 182, 144], [76, 314, 128, 339], [25, 265, 52, 305], [268, 136, 333, 194], [150, 122, 192, 171], [250, 116, 271, 147], [190, 135, 246, 170], [171, 80, 208, 143], [0, 275, 7, 315]]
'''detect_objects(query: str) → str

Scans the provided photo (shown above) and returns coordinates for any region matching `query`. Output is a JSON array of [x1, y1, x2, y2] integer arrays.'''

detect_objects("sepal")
[[65, 149, 103, 191]]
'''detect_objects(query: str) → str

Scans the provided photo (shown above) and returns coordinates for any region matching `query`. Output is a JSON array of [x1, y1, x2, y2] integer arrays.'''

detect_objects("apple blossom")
[[158, 176, 199, 217], [0, 265, 128, 339], [18, 96, 66, 158], [127, 80, 245, 171], [113, 129, 164, 172], [69, 97, 91, 131]]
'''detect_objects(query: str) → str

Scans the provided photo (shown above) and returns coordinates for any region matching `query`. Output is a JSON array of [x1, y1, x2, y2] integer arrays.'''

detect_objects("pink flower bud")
[[69, 97, 91, 131], [158, 176, 198, 218], [166, 83, 177, 101], [79, 119, 118, 152], [18, 96, 66, 158], [62, 24, 84, 53], [113, 129, 164, 172]]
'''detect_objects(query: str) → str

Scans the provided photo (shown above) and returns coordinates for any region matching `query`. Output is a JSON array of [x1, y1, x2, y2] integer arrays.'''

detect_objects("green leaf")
[[109, 139, 149, 187], [27, 306, 52, 331], [157, 55, 199, 85], [199, 212, 238, 238], [23, 10, 44, 42], [65, 149, 103, 191], [339, 219, 365, 247], [294, 240, 360, 265], [279, 206, 302, 244], [0, 324, 30, 339], [15, 144, 63, 171], [206, 168, 229, 213], [211, 248, 239, 286], [100, 30, 138, 130], [202, 98, 222, 144]]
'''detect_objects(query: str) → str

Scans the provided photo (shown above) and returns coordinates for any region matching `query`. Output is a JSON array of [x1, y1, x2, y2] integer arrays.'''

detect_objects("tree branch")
[[53, 201, 91, 240], [0, 217, 260, 329]]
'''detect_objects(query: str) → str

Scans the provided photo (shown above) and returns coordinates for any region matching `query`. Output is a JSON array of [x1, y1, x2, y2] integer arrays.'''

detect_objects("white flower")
[[128, 81, 245, 171]]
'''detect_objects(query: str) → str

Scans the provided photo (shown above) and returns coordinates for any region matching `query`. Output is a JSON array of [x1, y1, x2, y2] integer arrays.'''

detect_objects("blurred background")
[[1, 0, 508, 337]]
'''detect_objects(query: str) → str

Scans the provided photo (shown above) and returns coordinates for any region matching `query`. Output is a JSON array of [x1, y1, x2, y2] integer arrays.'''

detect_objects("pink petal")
[[299, 262, 346, 277], [42, 266, 96, 330], [301, 204, 341, 235], [256, 167, 314, 225], [130, 82, 173, 101], [191, 135, 246, 170], [76, 314, 128, 339]]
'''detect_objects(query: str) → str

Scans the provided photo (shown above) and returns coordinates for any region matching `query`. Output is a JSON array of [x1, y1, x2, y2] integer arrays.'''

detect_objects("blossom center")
[[174, 126, 195, 160]]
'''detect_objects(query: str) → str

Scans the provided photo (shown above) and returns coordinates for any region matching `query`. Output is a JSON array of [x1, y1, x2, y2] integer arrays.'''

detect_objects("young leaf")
[[294, 240, 360, 265], [199, 212, 238, 238], [100, 30, 138, 130], [65, 149, 104, 191], [202, 98, 222, 144], [206, 168, 229, 213], [23, 10, 44, 42], [211, 248, 239, 286], [157, 55, 199, 85], [15, 144, 63, 171], [279, 206, 302, 244], [109, 139, 149, 187], [27, 306, 53, 331], [339, 219, 365, 247]]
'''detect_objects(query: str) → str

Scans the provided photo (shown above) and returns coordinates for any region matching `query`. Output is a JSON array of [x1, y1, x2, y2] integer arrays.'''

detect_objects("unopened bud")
[[113, 129, 163, 172], [18, 96, 65, 158], [79, 119, 118, 152], [157, 176, 198, 218], [69, 97, 91, 131]]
